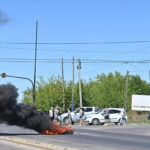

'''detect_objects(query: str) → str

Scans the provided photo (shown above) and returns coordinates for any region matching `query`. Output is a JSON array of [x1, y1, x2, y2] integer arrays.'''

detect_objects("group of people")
[[49, 106, 84, 126], [67, 106, 84, 126], [49, 106, 61, 121]]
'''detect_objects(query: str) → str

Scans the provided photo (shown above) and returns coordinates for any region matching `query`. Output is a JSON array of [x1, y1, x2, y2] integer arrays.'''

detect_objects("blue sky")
[[1, 0, 150, 101]]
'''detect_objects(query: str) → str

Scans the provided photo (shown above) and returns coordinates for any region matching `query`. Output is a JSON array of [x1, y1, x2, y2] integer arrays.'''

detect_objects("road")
[[0, 123, 150, 150], [0, 140, 41, 150]]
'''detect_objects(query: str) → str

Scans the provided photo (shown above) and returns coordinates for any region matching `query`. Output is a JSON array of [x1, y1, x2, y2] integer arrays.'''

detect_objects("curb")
[[0, 136, 77, 150]]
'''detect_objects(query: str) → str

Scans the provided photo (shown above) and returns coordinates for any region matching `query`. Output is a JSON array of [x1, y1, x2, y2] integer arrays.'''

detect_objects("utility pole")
[[33, 20, 38, 104], [72, 56, 75, 111], [77, 59, 82, 108], [125, 70, 129, 112], [61, 58, 65, 111]]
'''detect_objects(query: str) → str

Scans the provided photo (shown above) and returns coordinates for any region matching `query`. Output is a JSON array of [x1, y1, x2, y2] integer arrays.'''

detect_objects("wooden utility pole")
[[72, 57, 75, 111], [61, 58, 65, 111], [125, 70, 129, 112], [77, 59, 82, 108]]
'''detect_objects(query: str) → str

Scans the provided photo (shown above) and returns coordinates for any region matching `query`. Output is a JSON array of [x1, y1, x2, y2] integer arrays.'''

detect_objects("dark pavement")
[[0, 123, 150, 150]]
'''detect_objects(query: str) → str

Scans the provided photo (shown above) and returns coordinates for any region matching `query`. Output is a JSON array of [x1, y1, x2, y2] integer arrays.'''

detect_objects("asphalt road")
[[0, 123, 150, 150], [0, 138, 41, 150]]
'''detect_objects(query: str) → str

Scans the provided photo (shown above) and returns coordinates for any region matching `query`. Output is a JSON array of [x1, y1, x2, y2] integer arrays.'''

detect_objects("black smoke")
[[0, 11, 10, 26], [0, 84, 52, 133]]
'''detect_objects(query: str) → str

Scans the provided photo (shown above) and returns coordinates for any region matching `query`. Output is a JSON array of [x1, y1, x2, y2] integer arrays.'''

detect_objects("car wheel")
[[64, 117, 69, 125], [92, 119, 99, 125]]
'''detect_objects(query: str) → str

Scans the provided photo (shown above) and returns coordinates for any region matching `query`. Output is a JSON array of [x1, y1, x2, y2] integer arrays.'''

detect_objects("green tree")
[[22, 72, 150, 112]]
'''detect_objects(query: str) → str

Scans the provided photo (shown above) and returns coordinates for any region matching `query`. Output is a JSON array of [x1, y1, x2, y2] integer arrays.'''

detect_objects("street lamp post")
[[0, 73, 35, 103], [33, 20, 38, 104]]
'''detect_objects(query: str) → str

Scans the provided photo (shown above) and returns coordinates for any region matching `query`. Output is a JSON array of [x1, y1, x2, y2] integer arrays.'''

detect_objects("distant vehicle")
[[84, 108, 127, 125], [59, 106, 100, 125], [147, 112, 150, 120]]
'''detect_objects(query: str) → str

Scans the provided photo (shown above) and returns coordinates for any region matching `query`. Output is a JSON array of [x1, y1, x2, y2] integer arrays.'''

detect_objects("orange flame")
[[43, 122, 73, 135]]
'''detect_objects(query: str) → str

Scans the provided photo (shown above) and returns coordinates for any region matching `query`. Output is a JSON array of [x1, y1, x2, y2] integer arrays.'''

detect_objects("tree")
[[22, 72, 150, 112]]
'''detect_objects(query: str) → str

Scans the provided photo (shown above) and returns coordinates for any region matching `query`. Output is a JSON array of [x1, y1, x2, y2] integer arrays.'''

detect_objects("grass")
[[127, 111, 150, 124]]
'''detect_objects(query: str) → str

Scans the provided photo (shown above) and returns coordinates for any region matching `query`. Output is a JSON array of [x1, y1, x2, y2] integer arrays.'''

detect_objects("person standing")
[[79, 107, 84, 126], [49, 107, 54, 121], [57, 108, 62, 125], [104, 107, 109, 126], [67, 109, 72, 125], [54, 106, 59, 121]]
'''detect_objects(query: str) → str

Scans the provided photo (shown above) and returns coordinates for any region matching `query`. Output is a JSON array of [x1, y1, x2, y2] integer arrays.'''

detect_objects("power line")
[[1, 46, 150, 53], [0, 57, 150, 64], [102, 46, 150, 59], [1, 40, 150, 45]]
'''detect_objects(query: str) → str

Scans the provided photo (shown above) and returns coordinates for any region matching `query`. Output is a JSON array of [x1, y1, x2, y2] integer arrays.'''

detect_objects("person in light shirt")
[[67, 109, 72, 125], [49, 107, 54, 121]]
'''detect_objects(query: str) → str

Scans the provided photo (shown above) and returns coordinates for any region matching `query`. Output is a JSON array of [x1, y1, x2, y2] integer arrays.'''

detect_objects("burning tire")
[[44, 122, 73, 134]]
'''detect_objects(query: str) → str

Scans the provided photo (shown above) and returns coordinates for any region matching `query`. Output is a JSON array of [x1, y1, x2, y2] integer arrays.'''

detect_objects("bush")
[[127, 111, 150, 124]]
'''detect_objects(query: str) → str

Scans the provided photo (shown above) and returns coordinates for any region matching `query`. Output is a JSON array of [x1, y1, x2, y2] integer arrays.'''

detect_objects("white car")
[[59, 106, 100, 125], [84, 108, 127, 125]]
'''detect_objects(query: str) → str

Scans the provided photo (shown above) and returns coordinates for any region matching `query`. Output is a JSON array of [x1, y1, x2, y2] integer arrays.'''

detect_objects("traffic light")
[[1, 73, 6, 78]]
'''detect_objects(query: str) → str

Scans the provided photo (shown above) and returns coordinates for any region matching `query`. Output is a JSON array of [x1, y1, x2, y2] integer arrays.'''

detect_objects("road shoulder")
[[0, 136, 76, 150]]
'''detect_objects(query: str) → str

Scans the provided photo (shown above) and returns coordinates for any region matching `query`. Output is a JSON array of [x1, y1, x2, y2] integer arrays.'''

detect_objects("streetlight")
[[33, 20, 38, 104], [0, 73, 35, 103]]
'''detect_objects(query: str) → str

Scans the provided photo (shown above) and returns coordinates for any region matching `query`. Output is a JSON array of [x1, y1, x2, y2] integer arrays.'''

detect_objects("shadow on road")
[[0, 133, 42, 136]]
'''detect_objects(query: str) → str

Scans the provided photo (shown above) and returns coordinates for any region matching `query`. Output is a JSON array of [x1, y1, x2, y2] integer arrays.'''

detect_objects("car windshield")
[[96, 109, 103, 114]]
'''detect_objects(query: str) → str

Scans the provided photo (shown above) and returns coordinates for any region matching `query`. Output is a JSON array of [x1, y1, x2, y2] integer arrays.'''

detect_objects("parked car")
[[84, 108, 127, 125], [59, 106, 100, 125], [147, 112, 150, 120]]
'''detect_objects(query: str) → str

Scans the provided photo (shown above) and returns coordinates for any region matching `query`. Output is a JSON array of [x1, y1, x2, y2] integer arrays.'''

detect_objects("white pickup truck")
[[59, 106, 100, 125]]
